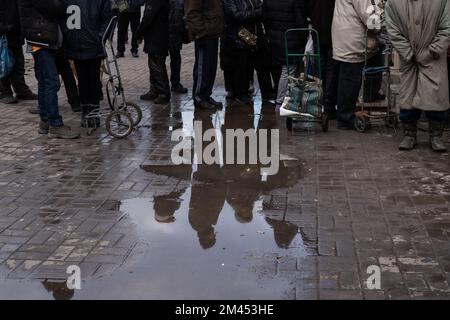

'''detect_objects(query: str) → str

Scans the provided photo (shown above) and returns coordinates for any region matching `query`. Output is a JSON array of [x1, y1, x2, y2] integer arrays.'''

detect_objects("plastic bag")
[[0, 36, 15, 80], [304, 32, 316, 78]]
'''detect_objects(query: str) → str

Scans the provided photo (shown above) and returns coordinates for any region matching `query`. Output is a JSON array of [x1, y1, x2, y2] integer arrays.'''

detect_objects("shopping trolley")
[[84, 16, 143, 138], [279, 28, 329, 133]]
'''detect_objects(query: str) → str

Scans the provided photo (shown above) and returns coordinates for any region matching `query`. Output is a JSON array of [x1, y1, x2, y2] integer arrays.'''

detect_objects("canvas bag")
[[0, 36, 15, 80]]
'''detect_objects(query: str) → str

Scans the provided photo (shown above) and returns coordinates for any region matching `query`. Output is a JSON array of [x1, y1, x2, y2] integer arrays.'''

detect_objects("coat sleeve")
[[135, 0, 163, 39], [32, 0, 65, 19], [351, 0, 375, 28], [384, 1, 413, 62], [429, 0, 450, 57], [184, 0, 204, 37], [223, 0, 262, 23]]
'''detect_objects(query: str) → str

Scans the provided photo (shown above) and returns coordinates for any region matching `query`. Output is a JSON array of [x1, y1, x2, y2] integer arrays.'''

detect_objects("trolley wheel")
[[106, 110, 133, 139], [106, 80, 116, 109], [322, 114, 329, 132], [122, 102, 143, 127], [355, 115, 369, 133], [286, 117, 294, 131], [384, 112, 398, 128]]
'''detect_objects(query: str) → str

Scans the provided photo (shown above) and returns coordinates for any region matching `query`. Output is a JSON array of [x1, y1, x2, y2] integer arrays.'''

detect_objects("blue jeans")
[[193, 37, 219, 104], [33, 49, 63, 127], [400, 109, 448, 123]]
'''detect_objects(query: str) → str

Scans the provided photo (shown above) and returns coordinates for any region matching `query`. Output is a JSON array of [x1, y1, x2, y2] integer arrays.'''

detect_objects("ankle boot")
[[399, 122, 418, 151], [429, 121, 447, 152]]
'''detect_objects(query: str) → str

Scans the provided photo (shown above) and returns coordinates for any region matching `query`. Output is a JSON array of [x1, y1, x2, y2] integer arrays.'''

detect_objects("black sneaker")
[[140, 91, 159, 101], [16, 92, 38, 101], [207, 97, 223, 109], [131, 50, 139, 58], [0, 94, 18, 104], [171, 83, 188, 94], [115, 52, 125, 58]]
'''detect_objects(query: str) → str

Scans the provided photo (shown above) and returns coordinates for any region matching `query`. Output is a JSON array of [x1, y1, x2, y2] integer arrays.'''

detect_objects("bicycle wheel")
[[122, 102, 143, 127]]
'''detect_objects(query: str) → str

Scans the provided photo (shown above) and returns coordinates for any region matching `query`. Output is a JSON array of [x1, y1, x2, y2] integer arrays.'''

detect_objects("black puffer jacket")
[[306, 0, 335, 46], [135, 0, 169, 55], [222, 0, 266, 50], [18, 0, 66, 49], [62, 0, 112, 60], [0, 0, 23, 47], [169, 0, 186, 51], [263, 0, 307, 65]]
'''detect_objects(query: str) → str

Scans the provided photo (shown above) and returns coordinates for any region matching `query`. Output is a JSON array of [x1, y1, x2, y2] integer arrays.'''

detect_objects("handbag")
[[285, 74, 323, 118], [238, 28, 258, 47], [0, 36, 15, 80]]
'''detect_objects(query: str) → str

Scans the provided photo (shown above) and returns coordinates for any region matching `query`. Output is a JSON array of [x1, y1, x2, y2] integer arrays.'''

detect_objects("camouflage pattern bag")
[[286, 74, 323, 118]]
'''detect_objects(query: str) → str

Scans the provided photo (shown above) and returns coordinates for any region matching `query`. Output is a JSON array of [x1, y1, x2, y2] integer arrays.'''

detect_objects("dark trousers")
[[149, 54, 170, 97], [252, 46, 275, 99], [319, 45, 339, 112], [33, 49, 63, 127], [73, 59, 102, 106], [117, 11, 141, 54], [55, 52, 79, 107], [0, 44, 32, 96], [400, 109, 447, 123], [336, 53, 382, 124], [223, 48, 251, 98], [193, 37, 219, 104], [169, 49, 182, 87]]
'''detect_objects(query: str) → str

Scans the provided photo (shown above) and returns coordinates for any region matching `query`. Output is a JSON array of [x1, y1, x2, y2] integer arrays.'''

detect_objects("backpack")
[[0, 36, 15, 80]]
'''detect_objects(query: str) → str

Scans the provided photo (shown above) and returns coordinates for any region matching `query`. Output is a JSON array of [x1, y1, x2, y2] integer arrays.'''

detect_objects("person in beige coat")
[[331, 0, 384, 130], [385, 0, 450, 152]]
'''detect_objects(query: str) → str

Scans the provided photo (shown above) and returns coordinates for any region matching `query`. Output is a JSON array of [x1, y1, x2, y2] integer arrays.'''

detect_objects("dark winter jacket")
[[62, 0, 112, 60], [222, 0, 267, 50], [0, 0, 24, 47], [18, 0, 66, 49], [169, 0, 186, 51], [185, 0, 224, 41], [135, 0, 169, 55], [263, 0, 307, 65], [306, 0, 335, 46], [127, 0, 145, 13]]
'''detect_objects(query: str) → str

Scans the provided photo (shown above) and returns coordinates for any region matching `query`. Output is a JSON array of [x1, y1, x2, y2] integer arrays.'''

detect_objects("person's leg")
[[364, 50, 384, 102], [33, 49, 79, 139], [426, 110, 448, 152], [56, 53, 80, 111], [8, 45, 36, 100], [398, 109, 421, 151], [232, 49, 251, 103], [336, 61, 364, 128], [323, 49, 339, 119], [148, 54, 171, 104], [116, 13, 129, 56], [193, 37, 219, 105], [169, 50, 181, 86], [276, 61, 300, 108], [74, 60, 91, 121], [130, 11, 141, 55]]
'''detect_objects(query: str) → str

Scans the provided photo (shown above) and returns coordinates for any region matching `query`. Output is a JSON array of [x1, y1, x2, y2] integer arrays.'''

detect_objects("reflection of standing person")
[[168, 0, 188, 94], [116, 0, 144, 58], [385, 0, 450, 152]]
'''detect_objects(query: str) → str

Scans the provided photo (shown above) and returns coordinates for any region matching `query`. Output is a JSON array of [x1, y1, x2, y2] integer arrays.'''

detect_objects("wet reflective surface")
[[1, 44, 450, 300]]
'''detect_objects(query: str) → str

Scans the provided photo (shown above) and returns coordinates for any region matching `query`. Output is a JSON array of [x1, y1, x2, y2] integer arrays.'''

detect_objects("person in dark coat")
[[135, 0, 171, 104], [62, 0, 112, 128], [168, 0, 188, 94], [18, 0, 79, 139], [185, 0, 225, 111], [306, 0, 338, 119], [116, 0, 144, 58], [263, 0, 307, 108], [221, 0, 273, 105], [0, 0, 37, 104]]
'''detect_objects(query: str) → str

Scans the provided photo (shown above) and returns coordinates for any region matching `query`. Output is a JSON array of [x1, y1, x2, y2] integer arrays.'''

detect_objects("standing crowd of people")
[[0, 0, 449, 152]]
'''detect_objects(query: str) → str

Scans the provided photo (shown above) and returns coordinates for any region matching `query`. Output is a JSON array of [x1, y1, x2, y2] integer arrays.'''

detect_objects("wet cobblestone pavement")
[[0, 44, 449, 300]]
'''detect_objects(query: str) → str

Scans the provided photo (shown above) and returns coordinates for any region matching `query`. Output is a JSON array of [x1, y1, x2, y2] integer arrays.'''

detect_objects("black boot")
[[429, 121, 447, 152], [399, 122, 418, 151]]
